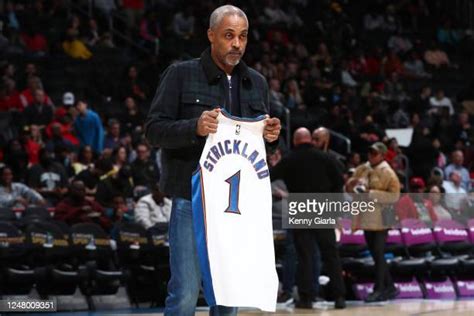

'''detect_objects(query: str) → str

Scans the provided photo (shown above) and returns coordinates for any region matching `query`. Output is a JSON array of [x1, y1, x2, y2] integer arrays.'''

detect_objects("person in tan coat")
[[345, 142, 400, 303]]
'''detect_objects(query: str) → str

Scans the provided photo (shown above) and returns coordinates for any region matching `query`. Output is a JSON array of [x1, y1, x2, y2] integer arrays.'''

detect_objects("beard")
[[223, 51, 243, 66]]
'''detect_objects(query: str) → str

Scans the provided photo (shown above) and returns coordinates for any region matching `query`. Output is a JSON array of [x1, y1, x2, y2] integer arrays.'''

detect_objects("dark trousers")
[[282, 230, 321, 295], [364, 230, 394, 292], [293, 229, 345, 302]]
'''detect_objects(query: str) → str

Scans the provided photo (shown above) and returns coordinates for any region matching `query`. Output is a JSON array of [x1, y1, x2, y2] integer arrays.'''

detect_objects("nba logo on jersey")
[[192, 110, 278, 312]]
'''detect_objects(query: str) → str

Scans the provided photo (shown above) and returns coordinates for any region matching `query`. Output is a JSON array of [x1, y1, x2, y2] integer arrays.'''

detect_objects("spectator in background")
[[120, 65, 146, 102], [452, 112, 473, 146], [444, 150, 471, 191], [55, 179, 110, 230], [269, 78, 285, 111], [112, 145, 129, 171], [341, 60, 358, 88], [3, 139, 30, 182], [403, 51, 431, 79], [383, 50, 404, 77], [131, 142, 160, 189], [107, 195, 134, 222], [23, 125, 42, 165], [0, 166, 45, 208], [437, 20, 462, 47], [312, 126, 345, 171], [139, 11, 161, 55], [46, 108, 80, 148], [120, 97, 144, 135], [429, 89, 454, 116], [172, 7, 195, 40], [27, 148, 68, 205], [84, 18, 101, 47], [135, 183, 171, 229], [62, 28, 92, 60], [93, 0, 117, 29], [284, 79, 304, 110], [395, 177, 437, 223], [22, 88, 54, 127], [44, 122, 75, 154], [412, 86, 432, 115], [108, 194, 135, 239], [19, 26, 48, 56], [426, 184, 452, 220], [346, 142, 400, 302], [443, 170, 469, 217], [364, 11, 385, 31], [387, 31, 413, 55], [96, 164, 134, 208], [104, 118, 122, 150], [347, 152, 361, 169], [75, 158, 114, 199], [18, 63, 40, 89], [424, 43, 450, 68], [72, 145, 95, 175], [122, 0, 145, 30], [0, 78, 23, 112], [56, 92, 75, 115], [73, 100, 104, 154], [19, 76, 53, 108]]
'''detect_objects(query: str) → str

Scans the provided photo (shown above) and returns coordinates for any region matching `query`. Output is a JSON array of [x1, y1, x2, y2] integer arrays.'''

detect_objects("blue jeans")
[[165, 198, 237, 316], [282, 230, 321, 295]]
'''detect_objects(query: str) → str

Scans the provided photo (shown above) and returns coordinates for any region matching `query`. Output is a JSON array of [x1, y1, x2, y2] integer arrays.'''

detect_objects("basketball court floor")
[[26, 299, 474, 316]]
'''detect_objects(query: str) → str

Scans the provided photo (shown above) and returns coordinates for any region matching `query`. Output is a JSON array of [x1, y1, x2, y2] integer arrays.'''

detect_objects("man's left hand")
[[264, 116, 281, 143]]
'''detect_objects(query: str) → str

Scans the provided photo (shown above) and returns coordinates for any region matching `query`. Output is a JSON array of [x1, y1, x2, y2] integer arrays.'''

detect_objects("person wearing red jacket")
[[55, 180, 111, 231], [395, 177, 438, 223]]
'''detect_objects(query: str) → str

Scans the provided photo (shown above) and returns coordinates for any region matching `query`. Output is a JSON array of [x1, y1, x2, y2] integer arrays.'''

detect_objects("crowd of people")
[[0, 0, 471, 235]]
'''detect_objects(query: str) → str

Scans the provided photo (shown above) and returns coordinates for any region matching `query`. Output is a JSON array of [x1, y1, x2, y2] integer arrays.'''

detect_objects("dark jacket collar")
[[200, 47, 252, 87], [295, 143, 314, 150]]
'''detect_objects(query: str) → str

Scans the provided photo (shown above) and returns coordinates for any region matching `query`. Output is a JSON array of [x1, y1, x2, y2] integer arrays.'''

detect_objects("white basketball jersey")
[[192, 110, 278, 312]]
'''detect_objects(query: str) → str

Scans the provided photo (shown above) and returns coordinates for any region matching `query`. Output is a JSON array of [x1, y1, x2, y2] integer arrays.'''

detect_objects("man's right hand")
[[196, 108, 220, 137]]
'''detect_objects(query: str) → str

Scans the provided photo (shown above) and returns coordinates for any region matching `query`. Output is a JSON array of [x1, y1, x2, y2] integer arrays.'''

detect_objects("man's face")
[[70, 181, 86, 200], [451, 172, 461, 186], [137, 145, 149, 161], [2, 168, 13, 185], [110, 123, 120, 137], [368, 149, 383, 166], [453, 151, 464, 166], [312, 131, 325, 149], [76, 101, 87, 115], [208, 14, 248, 71], [33, 89, 44, 104]]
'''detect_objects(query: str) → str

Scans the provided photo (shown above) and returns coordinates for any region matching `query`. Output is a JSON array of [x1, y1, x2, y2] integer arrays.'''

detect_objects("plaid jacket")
[[145, 48, 271, 199]]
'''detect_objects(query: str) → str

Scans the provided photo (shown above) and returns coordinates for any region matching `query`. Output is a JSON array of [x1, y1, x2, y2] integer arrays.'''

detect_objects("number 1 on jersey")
[[225, 170, 241, 214]]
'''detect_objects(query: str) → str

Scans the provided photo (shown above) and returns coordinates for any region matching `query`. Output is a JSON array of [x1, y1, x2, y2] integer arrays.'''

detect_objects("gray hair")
[[209, 5, 248, 30]]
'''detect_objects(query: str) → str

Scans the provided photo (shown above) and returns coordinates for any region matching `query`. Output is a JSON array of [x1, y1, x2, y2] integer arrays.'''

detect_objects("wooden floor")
[[192, 300, 474, 315], [31, 300, 474, 316]]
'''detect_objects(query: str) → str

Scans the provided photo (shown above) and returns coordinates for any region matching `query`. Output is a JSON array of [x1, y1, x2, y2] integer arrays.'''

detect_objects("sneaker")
[[312, 295, 325, 303], [334, 297, 346, 309], [364, 290, 387, 303], [277, 292, 294, 305], [295, 300, 313, 309], [384, 285, 400, 300]]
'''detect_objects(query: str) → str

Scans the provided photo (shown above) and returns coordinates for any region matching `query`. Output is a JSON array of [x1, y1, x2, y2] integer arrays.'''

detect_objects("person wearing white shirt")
[[429, 89, 454, 115], [444, 150, 471, 192], [442, 171, 469, 213], [134, 184, 172, 230]]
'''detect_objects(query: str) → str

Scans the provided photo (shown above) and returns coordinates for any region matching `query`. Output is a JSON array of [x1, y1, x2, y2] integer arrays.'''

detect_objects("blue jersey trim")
[[191, 168, 217, 306], [220, 108, 266, 122]]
